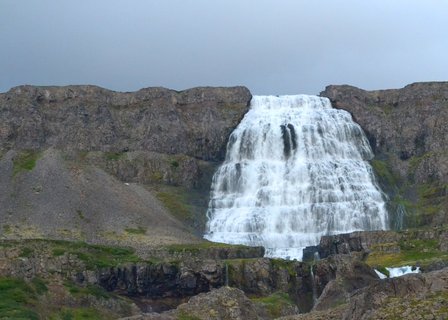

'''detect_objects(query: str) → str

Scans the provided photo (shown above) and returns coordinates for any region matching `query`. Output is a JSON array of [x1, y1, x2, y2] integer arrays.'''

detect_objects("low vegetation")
[[48, 240, 141, 269], [0, 277, 47, 319], [63, 281, 111, 300], [124, 226, 147, 235], [370, 159, 398, 188], [0, 239, 141, 270], [252, 292, 295, 318], [12, 150, 41, 176], [165, 241, 249, 254], [50, 307, 105, 320], [367, 236, 448, 270]]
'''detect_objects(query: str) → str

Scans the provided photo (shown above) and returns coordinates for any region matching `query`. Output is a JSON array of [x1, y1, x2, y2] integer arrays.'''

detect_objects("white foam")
[[204, 95, 388, 260], [374, 269, 388, 279], [387, 266, 420, 278]]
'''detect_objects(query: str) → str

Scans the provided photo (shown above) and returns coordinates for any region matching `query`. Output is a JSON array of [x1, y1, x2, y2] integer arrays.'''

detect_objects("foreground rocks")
[[344, 267, 448, 320], [3, 233, 448, 319], [0, 240, 302, 319]]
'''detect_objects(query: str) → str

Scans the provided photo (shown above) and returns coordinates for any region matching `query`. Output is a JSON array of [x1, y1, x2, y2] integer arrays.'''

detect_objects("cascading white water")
[[204, 95, 388, 260]]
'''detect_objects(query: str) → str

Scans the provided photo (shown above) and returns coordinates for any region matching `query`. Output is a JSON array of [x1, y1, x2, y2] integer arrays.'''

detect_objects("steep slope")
[[0, 148, 198, 247], [321, 82, 448, 228]]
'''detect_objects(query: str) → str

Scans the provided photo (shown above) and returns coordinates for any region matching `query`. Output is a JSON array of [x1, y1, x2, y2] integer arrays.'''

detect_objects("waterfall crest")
[[204, 95, 388, 260]]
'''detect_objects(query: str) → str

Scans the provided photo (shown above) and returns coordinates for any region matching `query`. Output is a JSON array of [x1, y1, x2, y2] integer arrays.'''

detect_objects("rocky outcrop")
[[343, 267, 448, 320], [172, 287, 261, 320], [0, 239, 301, 314], [312, 255, 379, 311], [316, 231, 401, 259], [135, 287, 260, 320], [310, 229, 448, 261], [321, 82, 448, 227]]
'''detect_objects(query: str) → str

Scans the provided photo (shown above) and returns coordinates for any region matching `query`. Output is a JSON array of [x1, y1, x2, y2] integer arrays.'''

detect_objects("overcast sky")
[[1, 1, 447, 95]]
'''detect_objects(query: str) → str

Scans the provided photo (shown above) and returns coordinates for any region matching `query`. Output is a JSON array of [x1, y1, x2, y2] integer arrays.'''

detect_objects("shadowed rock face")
[[0, 85, 251, 161], [321, 82, 448, 227]]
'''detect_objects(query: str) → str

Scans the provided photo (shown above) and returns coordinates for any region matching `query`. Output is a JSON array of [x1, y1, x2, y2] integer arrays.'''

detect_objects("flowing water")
[[204, 95, 388, 260]]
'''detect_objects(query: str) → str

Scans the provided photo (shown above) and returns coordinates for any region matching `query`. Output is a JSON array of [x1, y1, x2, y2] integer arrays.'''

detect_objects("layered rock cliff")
[[0, 85, 251, 246], [0, 85, 251, 160], [321, 82, 448, 228]]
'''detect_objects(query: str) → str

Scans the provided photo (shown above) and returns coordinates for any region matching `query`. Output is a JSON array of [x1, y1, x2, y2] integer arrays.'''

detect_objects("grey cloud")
[[1, 0, 447, 94]]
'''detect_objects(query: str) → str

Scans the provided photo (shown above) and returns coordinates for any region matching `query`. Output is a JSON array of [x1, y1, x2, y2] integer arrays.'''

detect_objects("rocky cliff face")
[[0, 85, 251, 244], [321, 82, 448, 228], [0, 85, 251, 160]]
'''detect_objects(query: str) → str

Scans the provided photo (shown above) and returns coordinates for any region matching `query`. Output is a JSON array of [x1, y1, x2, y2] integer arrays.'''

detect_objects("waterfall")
[[204, 95, 388, 260]]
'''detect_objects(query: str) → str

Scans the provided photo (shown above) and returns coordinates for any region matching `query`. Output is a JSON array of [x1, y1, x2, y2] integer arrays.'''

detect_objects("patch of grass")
[[31, 277, 48, 295], [2, 224, 11, 234], [63, 281, 111, 299], [177, 312, 201, 320], [149, 183, 209, 231], [12, 150, 41, 176], [252, 292, 295, 318], [165, 241, 248, 254], [413, 182, 446, 226], [124, 227, 146, 235], [367, 238, 448, 268], [408, 152, 434, 180], [418, 183, 446, 200], [33, 239, 140, 269], [156, 191, 194, 222], [52, 248, 66, 256], [371, 159, 397, 187], [104, 152, 123, 161], [375, 266, 390, 277], [53, 307, 105, 320], [76, 210, 86, 220], [170, 160, 179, 168], [19, 247, 34, 258], [0, 277, 39, 320], [270, 258, 298, 277], [1, 239, 141, 270], [65, 243, 140, 269]]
